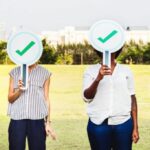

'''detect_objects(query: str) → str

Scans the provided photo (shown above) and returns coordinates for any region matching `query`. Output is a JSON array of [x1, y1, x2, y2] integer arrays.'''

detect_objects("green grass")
[[0, 65, 150, 150]]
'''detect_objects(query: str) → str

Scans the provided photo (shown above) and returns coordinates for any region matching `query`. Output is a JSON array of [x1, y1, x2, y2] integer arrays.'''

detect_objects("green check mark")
[[97, 30, 118, 43], [16, 41, 35, 56]]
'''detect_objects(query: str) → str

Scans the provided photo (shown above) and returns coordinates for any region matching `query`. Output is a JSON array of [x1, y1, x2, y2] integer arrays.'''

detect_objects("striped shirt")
[[7, 65, 51, 120]]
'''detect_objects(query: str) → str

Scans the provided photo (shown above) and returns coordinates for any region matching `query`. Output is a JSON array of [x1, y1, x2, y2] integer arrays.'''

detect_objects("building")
[[126, 31, 150, 43], [41, 26, 88, 46], [0, 23, 6, 40], [41, 26, 150, 46]]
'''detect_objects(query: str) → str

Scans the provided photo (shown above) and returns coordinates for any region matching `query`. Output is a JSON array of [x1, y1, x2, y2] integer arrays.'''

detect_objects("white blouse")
[[83, 64, 135, 125]]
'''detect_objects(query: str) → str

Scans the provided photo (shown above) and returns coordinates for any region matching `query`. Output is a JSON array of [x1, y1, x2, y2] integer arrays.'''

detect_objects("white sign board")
[[7, 32, 43, 65], [89, 20, 125, 67], [7, 32, 43, 89]]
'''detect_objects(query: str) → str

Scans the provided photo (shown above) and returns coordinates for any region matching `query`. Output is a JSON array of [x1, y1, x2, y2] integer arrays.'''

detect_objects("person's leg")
[[87, 119, 112, 150], [112, 118, 133, 150], [27, 119, 46, 150], [8, 119, 27, 150]]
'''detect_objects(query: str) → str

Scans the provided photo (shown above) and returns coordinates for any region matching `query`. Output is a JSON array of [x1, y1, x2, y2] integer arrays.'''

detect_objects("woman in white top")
[[83, 49, 139, 150]]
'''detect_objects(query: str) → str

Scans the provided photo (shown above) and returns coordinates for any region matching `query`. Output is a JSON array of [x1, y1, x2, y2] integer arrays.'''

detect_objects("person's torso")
[[85, 64, 133, 125], [8, 65, 51, 120]]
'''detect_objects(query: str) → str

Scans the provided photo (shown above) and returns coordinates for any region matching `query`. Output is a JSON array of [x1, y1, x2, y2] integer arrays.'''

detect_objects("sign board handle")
[[103, 50, 111, 68], [21, 64, 28, 90]]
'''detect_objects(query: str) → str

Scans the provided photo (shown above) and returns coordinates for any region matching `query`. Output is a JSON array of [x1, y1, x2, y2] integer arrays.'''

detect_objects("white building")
[[41, 26, 88, 46], [0, 23, 6, 40], [126, 31, 150, 43], [41, 26, 150, 46]]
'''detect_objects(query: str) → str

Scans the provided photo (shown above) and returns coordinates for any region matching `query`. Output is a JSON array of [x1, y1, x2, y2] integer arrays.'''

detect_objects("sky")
[[0, 0, 150, 32]]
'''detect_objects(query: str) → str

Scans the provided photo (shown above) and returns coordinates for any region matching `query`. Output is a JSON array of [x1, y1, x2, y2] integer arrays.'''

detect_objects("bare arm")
[[8, 77, 23, 103], [44, 78, 51, 123], [131, 95, 138, 130], [44, 77, 56, 140], [84, 65, 111, 100], [131, 95, 139, 143], [84, 79, 101, 99]]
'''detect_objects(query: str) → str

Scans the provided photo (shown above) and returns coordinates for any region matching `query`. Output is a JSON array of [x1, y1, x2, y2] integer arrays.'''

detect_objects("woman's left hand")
[[132, 128, 139, 143], [45, 122, 57, 140]]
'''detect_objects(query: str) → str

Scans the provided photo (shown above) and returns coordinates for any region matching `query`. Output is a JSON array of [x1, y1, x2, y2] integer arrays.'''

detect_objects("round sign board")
[[7, 32, 43, 65], [89, 20, 125, 53]]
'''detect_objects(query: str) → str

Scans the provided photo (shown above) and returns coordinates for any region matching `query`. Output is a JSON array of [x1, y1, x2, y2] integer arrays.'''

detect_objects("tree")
[[143, 42, 150, 64], [117, 40, 147, 64], [0, 41, 7, 64], [56, 54, 73, 64], [39, 39, 57, 64]]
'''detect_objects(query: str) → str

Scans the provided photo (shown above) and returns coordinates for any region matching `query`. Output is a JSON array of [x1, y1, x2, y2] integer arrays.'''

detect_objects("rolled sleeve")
[[82, 69, 94, 103], [9, 69, 15, 78], [127, 68, 135, 95], [9, 67, 20, 89], [45, 70, 52, 80]]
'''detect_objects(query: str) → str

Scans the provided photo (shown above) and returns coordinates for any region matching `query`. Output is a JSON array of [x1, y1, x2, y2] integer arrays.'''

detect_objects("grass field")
[[0, 65, 150, 150]]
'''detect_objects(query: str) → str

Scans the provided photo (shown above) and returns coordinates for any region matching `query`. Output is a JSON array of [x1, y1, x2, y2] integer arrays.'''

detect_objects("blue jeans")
[[8, 119, 46, 150], [87, 118, 133, 150]]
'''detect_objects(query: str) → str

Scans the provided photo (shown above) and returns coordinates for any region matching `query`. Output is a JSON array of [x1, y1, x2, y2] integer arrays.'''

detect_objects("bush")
[[56, 54, 73, 65], [39, 45, 57, 64]]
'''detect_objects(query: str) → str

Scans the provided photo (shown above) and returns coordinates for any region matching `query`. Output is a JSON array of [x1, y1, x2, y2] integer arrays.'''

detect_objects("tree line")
[[0, 39, 150, 64]]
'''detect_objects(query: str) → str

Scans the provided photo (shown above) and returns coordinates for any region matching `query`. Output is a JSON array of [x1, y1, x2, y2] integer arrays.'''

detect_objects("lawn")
[[0, 65, 150, 150]]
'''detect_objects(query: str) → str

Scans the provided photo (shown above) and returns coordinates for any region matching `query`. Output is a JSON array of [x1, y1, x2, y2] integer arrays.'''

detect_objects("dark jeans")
[[8, 119, 46, 150], [87, 118, 133, 150]]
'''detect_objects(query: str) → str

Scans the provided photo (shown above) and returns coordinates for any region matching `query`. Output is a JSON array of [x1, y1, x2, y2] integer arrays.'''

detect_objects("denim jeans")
[[87, 118, 133, 150]]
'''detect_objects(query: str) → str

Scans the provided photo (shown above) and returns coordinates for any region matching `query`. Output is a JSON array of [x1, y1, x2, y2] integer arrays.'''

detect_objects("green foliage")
[[39, 39, 57, 64], [0, 41, 7, 64], [117, 40, 150, 64], [0, 41, 7, 49], [56, 54, 73, 64], [56, 41, 99, 64], [0, 39, 150, 64], [143, 43, 150, 63], [0, 50, 6, 64]]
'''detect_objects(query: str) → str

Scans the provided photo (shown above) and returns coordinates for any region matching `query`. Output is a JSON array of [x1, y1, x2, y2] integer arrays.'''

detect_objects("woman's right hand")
[[96, 65, 112, 81], [18, 80, 24, 91], [8, 79, 24, 103], [83, 64, 112, 100]]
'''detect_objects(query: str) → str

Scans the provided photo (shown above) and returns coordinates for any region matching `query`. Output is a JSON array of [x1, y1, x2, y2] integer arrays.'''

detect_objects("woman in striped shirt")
[[8, 63, 56, 150]]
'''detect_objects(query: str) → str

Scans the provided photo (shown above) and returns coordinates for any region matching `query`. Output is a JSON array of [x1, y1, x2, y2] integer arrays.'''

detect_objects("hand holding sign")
[[89, 20, 125, 67], [7, 32, 43, 90]]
